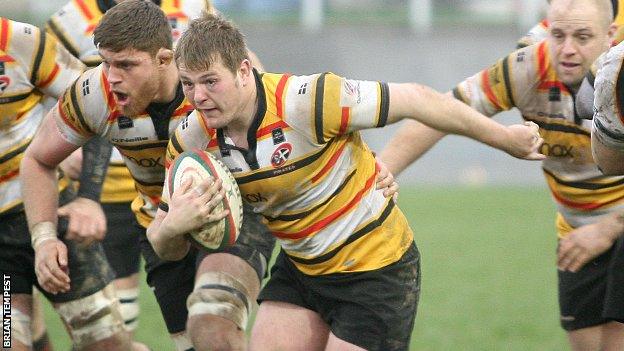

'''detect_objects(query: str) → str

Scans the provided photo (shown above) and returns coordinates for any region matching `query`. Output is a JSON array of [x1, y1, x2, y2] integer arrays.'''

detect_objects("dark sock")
[[32, 332, 53, 351]]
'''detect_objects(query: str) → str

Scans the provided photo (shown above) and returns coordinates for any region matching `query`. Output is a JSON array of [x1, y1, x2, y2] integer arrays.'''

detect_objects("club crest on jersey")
[[272, 127, 286, 145], [271, 143, 292, 168], [342, 79, 361, 104], [0, 76, 10, 93]]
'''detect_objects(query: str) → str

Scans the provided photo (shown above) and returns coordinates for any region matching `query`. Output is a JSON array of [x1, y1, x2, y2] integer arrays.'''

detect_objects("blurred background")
[[3, 1, 567, 350], [3, 0, 548, 186]]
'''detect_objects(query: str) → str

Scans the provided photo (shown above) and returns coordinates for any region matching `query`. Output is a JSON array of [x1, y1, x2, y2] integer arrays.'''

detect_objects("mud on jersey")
[[54, 65, 193, 227], [164, 71, 414, 275], [0, 18, 84, 214], [593, 43, 624, 150], [454, 40, 624, 237], [47, 0, 214, 203]]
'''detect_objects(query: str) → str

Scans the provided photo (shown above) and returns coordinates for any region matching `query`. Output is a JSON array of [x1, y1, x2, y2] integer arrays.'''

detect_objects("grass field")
[[41, 185, 567, 350]]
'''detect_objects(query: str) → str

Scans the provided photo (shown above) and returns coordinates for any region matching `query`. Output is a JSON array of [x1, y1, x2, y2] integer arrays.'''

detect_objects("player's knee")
[[188, 315, 243, 351], [11, 307, 32, 348], [54, 284, 127, 349], [187, 271, 252, 331], [117, 287, 140, 333]]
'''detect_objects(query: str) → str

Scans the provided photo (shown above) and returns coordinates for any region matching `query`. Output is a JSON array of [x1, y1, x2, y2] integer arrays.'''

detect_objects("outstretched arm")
[[386, 83, 544, 162]]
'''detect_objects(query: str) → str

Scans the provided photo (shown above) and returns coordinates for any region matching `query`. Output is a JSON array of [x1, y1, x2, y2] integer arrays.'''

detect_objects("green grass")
[[41, 185, 566, 350]]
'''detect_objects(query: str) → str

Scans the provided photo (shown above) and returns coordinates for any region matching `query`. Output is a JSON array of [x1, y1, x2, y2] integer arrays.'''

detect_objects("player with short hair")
[[517, 0, 624, 48], [20, 1, 274, 350], [0, 17, 133, 351], [45, 0, 218, 340], [380, 0, 624, 349], [148, 13, 543, 351]]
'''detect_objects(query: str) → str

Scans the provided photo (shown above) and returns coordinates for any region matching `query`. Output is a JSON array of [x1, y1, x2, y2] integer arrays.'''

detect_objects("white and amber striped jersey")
[[454, 40, 624, 237], [593, 42, 624, 151], [47, 0, 215, 203], [163, 71, 414, 276], [54, 65, 194, 227], [0, 18, 84, 214]]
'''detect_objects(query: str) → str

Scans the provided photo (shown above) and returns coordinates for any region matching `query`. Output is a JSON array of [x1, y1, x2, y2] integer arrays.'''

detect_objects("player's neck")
[[152, 64, 179, 104], [227, 75, 258, 140]]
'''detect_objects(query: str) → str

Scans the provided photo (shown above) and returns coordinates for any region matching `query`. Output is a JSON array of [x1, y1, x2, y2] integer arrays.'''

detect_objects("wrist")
[[31, 221, 58, 249]]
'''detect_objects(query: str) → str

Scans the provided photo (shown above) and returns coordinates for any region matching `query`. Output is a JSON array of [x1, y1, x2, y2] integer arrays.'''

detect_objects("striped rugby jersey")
[[54, 64, 194, 227], [163, 71, 414, 275], [454, 40, 624, 237], [593, 43, 624, 152], [0, 18, 84, 214], [47, 0, 214, 203]]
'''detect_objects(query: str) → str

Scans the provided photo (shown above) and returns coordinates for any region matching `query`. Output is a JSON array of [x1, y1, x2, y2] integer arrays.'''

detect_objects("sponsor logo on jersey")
[[126, 155, 164, 168], [117, 116, 134, 129], [540, 143, 574, 158], [0, 76, 9, 93], [343, 79, 361, 103], [272, 127, 286, 145], [271, 143, 292, 168]]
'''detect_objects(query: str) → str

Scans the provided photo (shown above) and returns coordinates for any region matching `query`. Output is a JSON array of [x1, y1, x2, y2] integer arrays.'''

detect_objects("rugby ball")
[[167, 149, 243, 252]]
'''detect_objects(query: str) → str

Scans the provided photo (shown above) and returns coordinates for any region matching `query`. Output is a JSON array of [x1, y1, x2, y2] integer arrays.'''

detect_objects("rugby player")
[[45, 0, 220, 341], [20, 2, 274, 350], [1, 17, 133, 351], [148, 13, 543, 351], [380, 0, 624, 349]]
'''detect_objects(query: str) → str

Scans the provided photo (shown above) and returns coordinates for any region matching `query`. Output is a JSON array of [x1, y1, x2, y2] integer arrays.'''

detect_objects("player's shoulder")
[[174, 109, 214, 147], [1, 18, 42, 61], [61, 65, 112, 121]]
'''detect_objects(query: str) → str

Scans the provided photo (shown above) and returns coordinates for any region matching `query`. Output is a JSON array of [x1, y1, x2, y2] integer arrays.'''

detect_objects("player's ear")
[[156, 48, 174, 67], [239, 59, 252, 86]]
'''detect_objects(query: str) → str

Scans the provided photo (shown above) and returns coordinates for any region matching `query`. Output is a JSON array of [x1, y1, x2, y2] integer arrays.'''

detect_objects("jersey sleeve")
[[452, 51, 522, 117], [35, 31, 85, 98], [593, 44, 624, 149], [516, 19, 549, 49], [283, 72, 389, 144], [55, 66, 111, 146]]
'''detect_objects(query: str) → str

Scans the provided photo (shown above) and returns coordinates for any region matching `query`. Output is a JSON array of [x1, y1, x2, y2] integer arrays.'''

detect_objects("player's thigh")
[[138, 231, 195, 334], [250, 301, 329, 351], [325, 332, 367, 351], [559, 241, 614, 331], [603, 236, 624, 323], [101, 202, 141, 279]]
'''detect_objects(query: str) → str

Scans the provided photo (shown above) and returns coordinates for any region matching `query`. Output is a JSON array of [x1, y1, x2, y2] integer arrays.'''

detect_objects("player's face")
[[178, 58, 249, 129], [547, 1, 612, 88], [100, 48, 161, 117]]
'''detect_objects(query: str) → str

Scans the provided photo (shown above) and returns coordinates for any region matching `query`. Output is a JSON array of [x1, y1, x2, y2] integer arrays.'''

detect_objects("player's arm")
[[592, 128, 624, 174], [557, 211, 624, 272], [21, 108, 80, 294], [146, 132, 228, 260], [385, 82, 544, 161]]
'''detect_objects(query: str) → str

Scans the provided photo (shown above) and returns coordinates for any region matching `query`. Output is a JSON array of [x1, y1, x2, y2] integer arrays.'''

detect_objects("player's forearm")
[[20, 154, 60, 230], [379, 120, 446, 175], [390, 83, 512, 150], [592, 132, 624, 175], [596, 211, 624, 241], [146, 214, 190, 261]]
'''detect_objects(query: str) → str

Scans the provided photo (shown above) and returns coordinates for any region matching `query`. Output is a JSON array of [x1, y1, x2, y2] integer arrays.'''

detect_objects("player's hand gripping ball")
[[167, 149, 243, 252]]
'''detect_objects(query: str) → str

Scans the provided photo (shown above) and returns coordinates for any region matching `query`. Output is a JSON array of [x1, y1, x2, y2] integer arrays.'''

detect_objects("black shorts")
[[558, 236, 624, 331], [138, 204, 276, 334], [0, 210, 114, 303], [258, 243, 421, 351], [101, 202, 141, 279]]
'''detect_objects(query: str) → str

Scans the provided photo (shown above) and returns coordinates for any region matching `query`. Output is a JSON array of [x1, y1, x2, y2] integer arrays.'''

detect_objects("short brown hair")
[[174, 13, 248, 74], [94, 0, 172, 56]]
